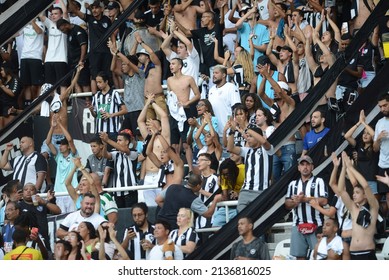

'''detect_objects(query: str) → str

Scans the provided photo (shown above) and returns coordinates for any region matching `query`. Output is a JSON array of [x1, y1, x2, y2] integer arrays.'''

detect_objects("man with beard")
[[207, 65, 241, 139], [285, 155, 328, 259], [373, 93, 389, 214], [56, 193, 106, 239], [301, 109, 330, 156], [120, 202, 155, 260]]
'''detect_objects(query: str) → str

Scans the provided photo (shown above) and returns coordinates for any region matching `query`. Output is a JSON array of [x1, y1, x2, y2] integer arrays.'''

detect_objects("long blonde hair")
[[235, 49, 255, 86]]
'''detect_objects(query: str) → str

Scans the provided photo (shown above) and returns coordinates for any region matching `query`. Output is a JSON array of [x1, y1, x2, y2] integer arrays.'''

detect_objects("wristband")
[[228, 129, 236, 136]]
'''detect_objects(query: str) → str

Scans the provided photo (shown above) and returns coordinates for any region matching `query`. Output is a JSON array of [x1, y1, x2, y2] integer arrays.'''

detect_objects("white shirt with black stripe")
[[169, 227, 199, 257], [10, 151, 47, 187], [239, 146, 274, 192], [111, 150, 138, 196], [92, 88, 124, 133], [123, 224, 155, 260], [196, 174, 219, 229], [286, 176, 328, 227]]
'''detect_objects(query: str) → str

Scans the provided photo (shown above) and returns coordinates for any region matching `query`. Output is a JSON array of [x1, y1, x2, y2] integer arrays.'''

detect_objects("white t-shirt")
[[223, 10, 238, 54], [147, 243, 184, 260], [168, 48, 200, 81], [257, 0, 270, 20], [21, 21, 45, 60], [60, 211, 107, 232], [43, 18, 68, 63], [208, 82, 241, 138], [374, 117, 389, 168]]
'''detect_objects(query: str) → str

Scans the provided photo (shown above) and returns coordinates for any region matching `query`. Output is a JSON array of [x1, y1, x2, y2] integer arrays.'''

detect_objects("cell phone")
[[347, 92, 357, 105], [341, 22, 349, 34]]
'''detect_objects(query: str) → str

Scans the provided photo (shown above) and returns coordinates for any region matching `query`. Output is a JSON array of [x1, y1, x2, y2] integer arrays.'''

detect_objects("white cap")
[[277, 81, 290, 92]]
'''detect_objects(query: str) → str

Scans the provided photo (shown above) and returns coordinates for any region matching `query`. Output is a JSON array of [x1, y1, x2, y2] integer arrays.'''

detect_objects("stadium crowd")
[[0, 0, 389, 260]]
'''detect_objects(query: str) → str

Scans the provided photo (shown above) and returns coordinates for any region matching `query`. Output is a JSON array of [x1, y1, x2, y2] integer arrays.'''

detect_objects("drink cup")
[[32, 195, 39, 207]]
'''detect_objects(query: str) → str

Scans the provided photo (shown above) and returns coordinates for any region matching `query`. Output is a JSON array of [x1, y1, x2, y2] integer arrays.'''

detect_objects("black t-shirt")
[[144, 9, 164, 27], [357, 41, 376, 72], [18, 200, 50, 249], [337, 53, 359, 90], [0, 77, 22, 107], [84, 14, 111, 53], [354, 143, 379, 181], [68, 24, 88, 65], [191, 22, 224, 71]]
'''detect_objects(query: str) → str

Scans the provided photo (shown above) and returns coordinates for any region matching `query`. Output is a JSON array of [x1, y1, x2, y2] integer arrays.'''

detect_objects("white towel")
[[166, 91, 187, 132]]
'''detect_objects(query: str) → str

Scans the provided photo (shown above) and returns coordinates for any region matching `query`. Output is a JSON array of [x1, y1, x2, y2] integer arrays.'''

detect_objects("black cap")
[[60, 138, 69, 145], [276, 45, 293, 53], [90, 0, 104, 8], [256, 55, 277, 71], [107, 1, 120, 9]]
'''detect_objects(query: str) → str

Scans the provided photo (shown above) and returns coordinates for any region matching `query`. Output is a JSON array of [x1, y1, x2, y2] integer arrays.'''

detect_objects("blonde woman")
[[168, 208, 199, 257]]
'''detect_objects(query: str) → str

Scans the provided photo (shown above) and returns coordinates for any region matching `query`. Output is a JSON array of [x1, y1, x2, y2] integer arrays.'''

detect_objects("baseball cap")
[[107, 1, 120, 10], [298, 155, 313, 164], [256, 55, 277, 71], [60, 138, 69, 145], [277, 81, 290, 92], [90, 1, 104, 8], [136, 48, 150, 56], [276, 45, 293, 53]]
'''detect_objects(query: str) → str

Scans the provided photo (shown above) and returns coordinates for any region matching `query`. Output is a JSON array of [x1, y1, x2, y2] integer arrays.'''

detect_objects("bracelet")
[[79, 165, 85, 171], [140, 40, 144, 44]]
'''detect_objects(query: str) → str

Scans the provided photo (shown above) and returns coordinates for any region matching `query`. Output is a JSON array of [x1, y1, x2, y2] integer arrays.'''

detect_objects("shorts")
[[141, 171, 161, 207], [237, 189, 262, 213], [350, 250, 377, 260], [367, 180, 378, 194], [146, 94, 168, 120], [89, 51, 112, 80], [290, 225, 318, 259], [0, 104, 12, 117], [69, 61, 91, 86], [56, 196, 76, 214], [20, 58, 44, 86], [212, 207, 237, 227], [170, 105, 197, 145], [358, 71, 375, 88], [377, 167, 389, 194], [44, 62, 70, 87]]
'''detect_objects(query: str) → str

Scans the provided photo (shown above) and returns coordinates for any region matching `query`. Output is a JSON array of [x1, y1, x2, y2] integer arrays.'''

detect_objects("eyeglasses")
[[196, 103, 205, 108]]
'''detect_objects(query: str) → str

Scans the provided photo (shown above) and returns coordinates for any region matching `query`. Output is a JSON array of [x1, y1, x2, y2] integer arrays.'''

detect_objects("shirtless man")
[[40, 65, 83, 190], [258, 64, 296, 183], [173, 0, 210, 31], [349, 0, 375, 35], [167, 58, 200, 162], [338, 151, 379, 260], [131, 32, 167, 120], [137, 93, 170, 207]]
